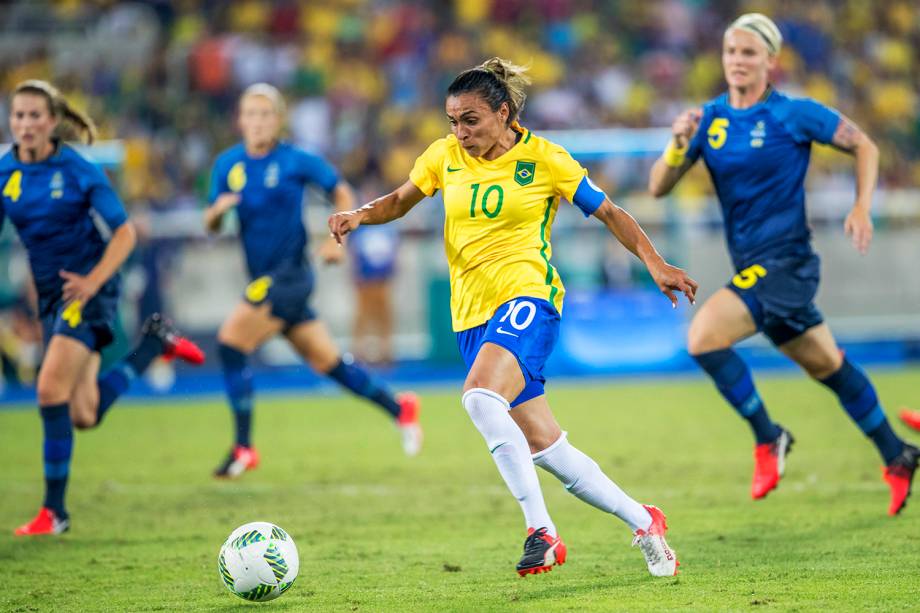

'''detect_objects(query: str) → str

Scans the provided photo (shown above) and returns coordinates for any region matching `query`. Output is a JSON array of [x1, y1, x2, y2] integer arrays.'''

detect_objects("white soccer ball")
[[218, 521, 299, 602]]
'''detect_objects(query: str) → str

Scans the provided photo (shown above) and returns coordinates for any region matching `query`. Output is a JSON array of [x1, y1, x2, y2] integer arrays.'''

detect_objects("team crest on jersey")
[[50, 171, 64, 199], [264, 162, 279, 188], [228, 162, 247, 192], [514, 161, 536, 186], [749, 121, 766, 148]]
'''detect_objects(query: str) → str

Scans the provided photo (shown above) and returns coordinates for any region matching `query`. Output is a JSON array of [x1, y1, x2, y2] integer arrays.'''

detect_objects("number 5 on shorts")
[[499, 300, 537, 331]]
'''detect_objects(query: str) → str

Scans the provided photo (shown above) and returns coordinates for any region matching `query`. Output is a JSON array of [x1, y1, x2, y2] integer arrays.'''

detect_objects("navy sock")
[[327, 357, 400, 419], [819, 359, 904, 464], [95, 365, 133, 426], [125, 333, 164, 378], [693, 349, 781, 444], [41, 403, 73, 519], [219, 344, 254, 447]]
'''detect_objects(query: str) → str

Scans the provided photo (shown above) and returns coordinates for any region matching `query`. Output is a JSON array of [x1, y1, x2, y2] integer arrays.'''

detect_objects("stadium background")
[[0, 0, 918, 400]]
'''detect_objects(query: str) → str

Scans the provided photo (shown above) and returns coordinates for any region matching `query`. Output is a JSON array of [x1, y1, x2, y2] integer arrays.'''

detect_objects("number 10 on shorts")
[[499, 300, 537, 331]]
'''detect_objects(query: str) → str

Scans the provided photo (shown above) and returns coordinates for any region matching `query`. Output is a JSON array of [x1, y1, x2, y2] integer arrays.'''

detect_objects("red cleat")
[[752, 428, 794, 499], [396, 392, 423, 456], [516, 527, 567, 576], [214, 445, 261, 479], [14, 507, 69, 536], [899, 408, 920, 433], [883, 444, 919, 516], [142, 313, 206, 365]]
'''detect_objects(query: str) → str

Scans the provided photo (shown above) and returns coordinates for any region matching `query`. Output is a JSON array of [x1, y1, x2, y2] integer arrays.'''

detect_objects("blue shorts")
[[727, 253, 824, 346], [456, 297, 560, 408], [244, 268, 316, 330], [41, 284, 119, 352], [350, 226, 398, 283]]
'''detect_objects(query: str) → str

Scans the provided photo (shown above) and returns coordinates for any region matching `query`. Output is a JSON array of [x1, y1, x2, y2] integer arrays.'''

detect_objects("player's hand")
[[317, 235, 345, 265], [214, 192, 241, 213], [647, 259, 698, 308], [844, 207, 873, 255], [59, 270, 101, 305], [328, 210, 365, 245], [672, 108, 702, 149]]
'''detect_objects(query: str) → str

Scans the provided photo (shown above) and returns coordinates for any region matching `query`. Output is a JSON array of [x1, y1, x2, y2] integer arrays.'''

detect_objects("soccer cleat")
[[14, 507, 69, 536], [899, 408, 920, 433], [396, 392, 423, 457], [751, 427, 794, 500], [142, 313, 206, 365], [883, 444, 919, 516], [214, 445, 261, 479], [632, 505, 679, 577], [516, 527, 567, 576]]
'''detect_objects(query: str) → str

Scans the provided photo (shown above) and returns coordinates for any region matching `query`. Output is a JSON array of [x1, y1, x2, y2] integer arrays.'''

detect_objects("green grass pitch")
[[2, 369, 919, 611]]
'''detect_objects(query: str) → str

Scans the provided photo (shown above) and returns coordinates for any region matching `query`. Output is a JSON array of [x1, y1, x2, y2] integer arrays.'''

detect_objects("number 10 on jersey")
[[469, 184, 504, 218]]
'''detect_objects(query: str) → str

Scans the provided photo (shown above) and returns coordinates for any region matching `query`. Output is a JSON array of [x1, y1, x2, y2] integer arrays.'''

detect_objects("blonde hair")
[[726, 13, 783, 56], [240, 82, 287, 117], [447, 57, 532, 126], [12, 79, 98, 144]]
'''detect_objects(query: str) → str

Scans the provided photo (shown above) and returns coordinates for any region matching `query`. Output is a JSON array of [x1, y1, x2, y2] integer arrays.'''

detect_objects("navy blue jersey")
[[208, 142, 339, 279], [0, 142, 128, 315], [687, 89, 840, 268]]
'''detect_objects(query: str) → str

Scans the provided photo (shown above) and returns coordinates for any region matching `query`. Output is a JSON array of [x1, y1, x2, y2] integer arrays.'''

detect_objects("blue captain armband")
[[572, 176, 606, 217]]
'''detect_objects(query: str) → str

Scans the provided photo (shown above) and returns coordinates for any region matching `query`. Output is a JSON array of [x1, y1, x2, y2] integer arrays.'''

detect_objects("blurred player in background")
[[330, 58, 696, 577], [649, 13, 919, 515], [4, 80, 204, 536], [348, 223, 399, 365], [205, 84, 421, 478]]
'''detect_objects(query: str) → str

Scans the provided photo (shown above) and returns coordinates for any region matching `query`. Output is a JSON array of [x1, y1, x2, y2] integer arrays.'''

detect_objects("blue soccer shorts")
[[243, 268, 317, 330], [456, 297, 560, 408], [726, 252, 824, 346]]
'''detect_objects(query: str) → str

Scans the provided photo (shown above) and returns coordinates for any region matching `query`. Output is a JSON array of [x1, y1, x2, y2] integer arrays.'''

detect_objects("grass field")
[[2, 368, 919, 612]]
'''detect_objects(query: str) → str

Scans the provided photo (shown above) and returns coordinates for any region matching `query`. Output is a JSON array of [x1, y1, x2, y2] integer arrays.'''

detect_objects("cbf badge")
[[514, 161, 535, 186]]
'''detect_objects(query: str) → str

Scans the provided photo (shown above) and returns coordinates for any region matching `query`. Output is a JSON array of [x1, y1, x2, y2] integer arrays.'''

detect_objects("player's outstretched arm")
[[830, 114, 879, 255], [649, 108, 701, 197], [60, 220, 137, 305], [328, 179, 425, 245], [203, 193, 241, 234], [593, 200, 697, 307]]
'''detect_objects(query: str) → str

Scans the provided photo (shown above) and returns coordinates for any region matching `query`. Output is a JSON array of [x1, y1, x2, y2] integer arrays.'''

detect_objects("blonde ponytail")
[[12, 80, 98, 144]]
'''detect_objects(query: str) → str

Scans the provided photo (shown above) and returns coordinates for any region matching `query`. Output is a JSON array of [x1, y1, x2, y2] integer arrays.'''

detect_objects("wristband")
[[663, 140, 688, 168]]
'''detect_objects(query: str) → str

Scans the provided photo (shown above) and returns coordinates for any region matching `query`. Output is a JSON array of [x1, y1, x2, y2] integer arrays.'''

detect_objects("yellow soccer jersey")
[[409, 123, 596, 332]]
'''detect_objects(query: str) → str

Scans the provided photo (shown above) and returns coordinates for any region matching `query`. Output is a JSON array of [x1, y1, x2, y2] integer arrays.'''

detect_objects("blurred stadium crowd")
[[2, 0, 918, 203], [0, 0, 918, 390]]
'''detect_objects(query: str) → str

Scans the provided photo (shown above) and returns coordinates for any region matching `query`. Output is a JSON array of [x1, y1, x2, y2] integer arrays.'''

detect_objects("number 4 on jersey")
[[3, 170, 22, 202]]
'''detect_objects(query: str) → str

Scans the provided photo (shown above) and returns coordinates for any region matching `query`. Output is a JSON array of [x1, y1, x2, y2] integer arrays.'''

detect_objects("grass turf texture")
[[2, 369, 919, 612]]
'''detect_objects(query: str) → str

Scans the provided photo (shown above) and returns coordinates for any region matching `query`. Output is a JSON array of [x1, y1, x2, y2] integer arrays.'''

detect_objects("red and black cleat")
[[899, 408, 920, 433], [214, 445, 261, 479], [516, 527, 567, 577], [14, 507, 69, 536], [142, 313, 205, 365], [884, 444, 919, 516], [752, 427, 794, 500]]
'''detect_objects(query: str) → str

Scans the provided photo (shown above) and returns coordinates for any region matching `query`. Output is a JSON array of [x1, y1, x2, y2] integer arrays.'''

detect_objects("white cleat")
[[632, 504, 679, 577], [396, 392, 423, 457]]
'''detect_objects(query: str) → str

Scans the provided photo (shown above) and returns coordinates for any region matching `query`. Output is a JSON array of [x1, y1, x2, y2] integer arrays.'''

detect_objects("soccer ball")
[[217, 521, 299, 602]]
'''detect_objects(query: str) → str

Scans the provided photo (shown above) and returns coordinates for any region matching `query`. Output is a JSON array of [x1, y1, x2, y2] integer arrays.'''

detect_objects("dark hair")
[[12, 79, 97, 144], [446, 57, 531, 126]]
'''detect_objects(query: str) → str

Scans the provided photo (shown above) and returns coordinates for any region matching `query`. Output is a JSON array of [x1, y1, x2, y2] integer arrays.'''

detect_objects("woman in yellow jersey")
[[329, 58, 696, 577]]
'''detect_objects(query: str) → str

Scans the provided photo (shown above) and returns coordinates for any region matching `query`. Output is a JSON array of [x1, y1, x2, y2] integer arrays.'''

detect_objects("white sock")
[[462, 388, 556, 536], [533, 432, 652, 532]]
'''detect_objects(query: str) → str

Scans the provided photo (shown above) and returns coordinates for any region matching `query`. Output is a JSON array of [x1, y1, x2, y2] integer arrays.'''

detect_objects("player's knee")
[[36, 380, 70, 407], [799, 352, 842, 380], [527, 431, 560, 455], [310, 353, 340, 374], [687, 322, 728, 355]]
